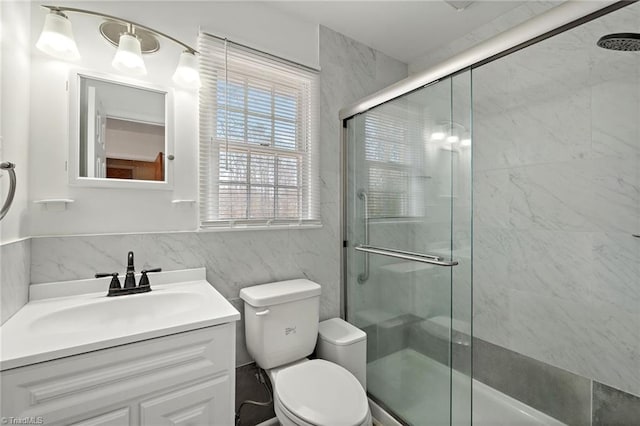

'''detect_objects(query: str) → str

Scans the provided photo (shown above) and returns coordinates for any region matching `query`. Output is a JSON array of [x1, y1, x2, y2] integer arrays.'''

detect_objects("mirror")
[[74, 74, 170, 186]]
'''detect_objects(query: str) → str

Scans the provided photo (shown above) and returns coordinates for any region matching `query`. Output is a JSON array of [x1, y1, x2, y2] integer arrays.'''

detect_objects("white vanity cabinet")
[[1, 324, 236, 426]]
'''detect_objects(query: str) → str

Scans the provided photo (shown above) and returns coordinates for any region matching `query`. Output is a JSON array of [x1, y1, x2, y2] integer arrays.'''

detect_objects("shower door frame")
[[339, 1, 635, 424], [340, 0, 632, 318]]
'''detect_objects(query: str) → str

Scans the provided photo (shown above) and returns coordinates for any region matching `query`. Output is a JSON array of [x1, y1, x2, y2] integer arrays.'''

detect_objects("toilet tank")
[[317, 318, 367, 389], [240, 279, 321, 370]]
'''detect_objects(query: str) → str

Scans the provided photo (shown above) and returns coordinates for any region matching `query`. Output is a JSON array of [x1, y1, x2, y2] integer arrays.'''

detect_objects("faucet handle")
[[96, 272, 121, 297], [138, 268, 162, 291]]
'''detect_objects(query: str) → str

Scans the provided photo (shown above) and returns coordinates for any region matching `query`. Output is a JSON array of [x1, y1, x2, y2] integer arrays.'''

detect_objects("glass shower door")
[[344, 71, 472, 425]]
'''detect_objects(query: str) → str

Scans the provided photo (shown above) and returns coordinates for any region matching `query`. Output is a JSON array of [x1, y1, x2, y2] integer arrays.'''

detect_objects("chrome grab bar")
[[355, 244, 459, 267], [0, 162, 16, 222], [357, 190, 370, 284]]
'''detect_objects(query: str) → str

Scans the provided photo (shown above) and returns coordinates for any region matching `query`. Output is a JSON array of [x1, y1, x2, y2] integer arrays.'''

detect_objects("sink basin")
[[0, 268, 240, 371], [29, 291, 205, 334]]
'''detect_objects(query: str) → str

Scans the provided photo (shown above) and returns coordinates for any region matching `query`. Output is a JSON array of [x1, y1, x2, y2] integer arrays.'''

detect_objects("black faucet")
[[96, 251, 161, 297], [123, 251, 136, 289], [95, 272, 122, 297]]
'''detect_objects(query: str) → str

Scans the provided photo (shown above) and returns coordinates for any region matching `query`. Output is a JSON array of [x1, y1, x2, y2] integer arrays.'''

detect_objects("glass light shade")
[[36, 12, 81, 61], [112, 33, 147, 76], [172, 51, 201, 89]]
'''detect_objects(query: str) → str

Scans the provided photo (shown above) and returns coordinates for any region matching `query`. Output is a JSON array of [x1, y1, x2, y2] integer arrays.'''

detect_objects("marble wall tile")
[[473, 1, 640, 398], [507, 290, 640, 396], [0, 239, 31, 325], [591, 232, 640, 315], [591, 78, 640, 160], [230, 298, 252, 367], [474, 87, 592, 172], [408, 2, 559, 73]]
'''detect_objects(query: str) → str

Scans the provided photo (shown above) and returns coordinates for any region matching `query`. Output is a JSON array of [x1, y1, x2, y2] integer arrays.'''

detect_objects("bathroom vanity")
[[0, 268, 240, 425]]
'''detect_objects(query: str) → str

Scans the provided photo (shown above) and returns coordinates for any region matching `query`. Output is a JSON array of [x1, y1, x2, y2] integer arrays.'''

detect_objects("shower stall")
[[341, 1, 640, 425]]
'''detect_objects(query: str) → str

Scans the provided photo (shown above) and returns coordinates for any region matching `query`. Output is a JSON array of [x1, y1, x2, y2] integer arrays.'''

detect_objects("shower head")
[[596, 33, 640, 51]]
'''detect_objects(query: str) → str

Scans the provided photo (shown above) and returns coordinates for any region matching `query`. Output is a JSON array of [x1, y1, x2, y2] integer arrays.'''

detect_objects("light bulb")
[[430, 132, 445, 141], [446, 135, 459, 144], [112, 33, 147, 76], [36, 11, 80, 61], [172, 51, 201, 89], [460, 138, 471, 147]]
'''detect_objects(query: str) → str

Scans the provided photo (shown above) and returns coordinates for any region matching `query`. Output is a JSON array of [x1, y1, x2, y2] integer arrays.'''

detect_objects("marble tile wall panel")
[[592, 381, 640, 426], [408, 2, 560, 73], [473, 2, 640, 397], [0, 239, 31, 325], [29, 26, 408, 366]]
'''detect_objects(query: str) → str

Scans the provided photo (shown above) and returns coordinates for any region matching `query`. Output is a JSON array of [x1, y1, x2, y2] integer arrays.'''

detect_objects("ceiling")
[[267, 1, 527, 64]]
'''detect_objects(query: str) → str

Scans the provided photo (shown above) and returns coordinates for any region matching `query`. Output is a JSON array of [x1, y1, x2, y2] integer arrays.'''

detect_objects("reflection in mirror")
[[79, 76, 166, 182]]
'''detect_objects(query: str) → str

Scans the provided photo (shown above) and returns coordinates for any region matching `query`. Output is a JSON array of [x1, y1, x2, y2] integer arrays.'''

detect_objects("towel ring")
[[0, 162, 16, 221]]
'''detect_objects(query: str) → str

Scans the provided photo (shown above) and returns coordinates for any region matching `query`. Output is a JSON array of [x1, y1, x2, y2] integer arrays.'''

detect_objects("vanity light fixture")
[[172, 51, 202, 89], [36, 5, 201, 89], [112, 29, 147, 76], [35, 10, 80, 60]]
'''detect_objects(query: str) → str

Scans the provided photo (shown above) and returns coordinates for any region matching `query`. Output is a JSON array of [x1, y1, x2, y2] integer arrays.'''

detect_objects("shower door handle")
[[355, 245, 459, 267], [357, 190, 370, 284]]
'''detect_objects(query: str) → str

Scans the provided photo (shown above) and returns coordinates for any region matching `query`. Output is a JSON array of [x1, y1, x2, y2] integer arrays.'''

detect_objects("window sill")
[[198, 223, 323, 232]]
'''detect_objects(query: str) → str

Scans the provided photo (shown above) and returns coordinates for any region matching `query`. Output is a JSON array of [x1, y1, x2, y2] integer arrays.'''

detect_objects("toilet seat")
[[275, 397, 372, 426], [274, 359, 370, 426]]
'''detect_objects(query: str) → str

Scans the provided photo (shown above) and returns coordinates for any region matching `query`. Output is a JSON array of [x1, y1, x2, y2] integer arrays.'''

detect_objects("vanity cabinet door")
[[69, 408, 131, 426], [140, 375, 232, 426], [1, 324, 235, 426]]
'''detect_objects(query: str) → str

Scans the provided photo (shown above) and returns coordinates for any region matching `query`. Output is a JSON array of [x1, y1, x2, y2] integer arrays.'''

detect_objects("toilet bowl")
[[270, 359, 370, 426], [239, 280, 372, 426]]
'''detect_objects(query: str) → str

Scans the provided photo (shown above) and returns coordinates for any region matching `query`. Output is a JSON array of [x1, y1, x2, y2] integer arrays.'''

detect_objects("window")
[[199, 34, 319, 227], [363, 106, 414, 219]]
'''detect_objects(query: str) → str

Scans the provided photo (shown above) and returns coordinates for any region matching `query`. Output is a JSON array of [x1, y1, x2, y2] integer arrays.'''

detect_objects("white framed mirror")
[[68, 71, 174, 189]]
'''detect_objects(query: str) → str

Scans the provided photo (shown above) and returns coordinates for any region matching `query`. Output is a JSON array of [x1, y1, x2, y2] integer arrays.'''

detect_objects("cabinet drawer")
[[1, 324, 234, 424]]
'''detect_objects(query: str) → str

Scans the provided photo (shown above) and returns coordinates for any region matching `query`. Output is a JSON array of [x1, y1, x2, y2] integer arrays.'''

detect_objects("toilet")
[[240, 279, 372, 426]]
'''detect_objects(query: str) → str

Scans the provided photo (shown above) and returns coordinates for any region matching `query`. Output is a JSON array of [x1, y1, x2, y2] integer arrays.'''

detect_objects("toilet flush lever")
[[255, 309, 270, 316]]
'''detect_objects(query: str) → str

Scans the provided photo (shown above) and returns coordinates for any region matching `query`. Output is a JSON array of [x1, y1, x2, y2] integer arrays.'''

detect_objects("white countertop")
[[0, 268, 240, 371]]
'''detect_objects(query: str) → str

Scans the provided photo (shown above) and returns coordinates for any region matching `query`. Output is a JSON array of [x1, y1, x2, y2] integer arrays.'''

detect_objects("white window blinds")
[[364, 106, 412, 219], [198, 34, 320, 228]]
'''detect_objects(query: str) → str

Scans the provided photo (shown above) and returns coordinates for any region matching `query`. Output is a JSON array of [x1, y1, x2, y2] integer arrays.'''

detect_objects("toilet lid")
[[275, 359, 369, 426]]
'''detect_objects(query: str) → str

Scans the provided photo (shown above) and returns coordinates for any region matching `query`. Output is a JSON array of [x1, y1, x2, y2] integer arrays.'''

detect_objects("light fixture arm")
[[41, 5, 198, 54]]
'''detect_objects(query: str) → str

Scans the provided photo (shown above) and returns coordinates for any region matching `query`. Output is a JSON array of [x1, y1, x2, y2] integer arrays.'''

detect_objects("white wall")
[[1, 1, 32, 325], [1, 0, 31, 243], [28, 1, 319, 236]]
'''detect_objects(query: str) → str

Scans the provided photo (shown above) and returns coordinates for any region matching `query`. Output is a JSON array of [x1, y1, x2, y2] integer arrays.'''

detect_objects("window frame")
[[198, 35, 320, 229]]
